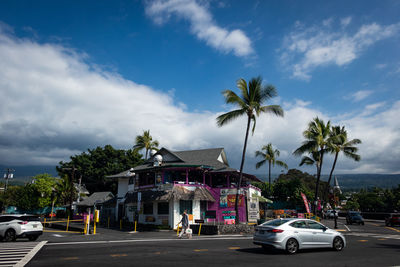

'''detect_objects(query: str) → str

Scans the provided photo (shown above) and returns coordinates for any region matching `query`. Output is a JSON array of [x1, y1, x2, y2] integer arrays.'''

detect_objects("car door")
[[290, 220, 314, 248], [0, 216, 13, 237], [307, 221, 332, 247]]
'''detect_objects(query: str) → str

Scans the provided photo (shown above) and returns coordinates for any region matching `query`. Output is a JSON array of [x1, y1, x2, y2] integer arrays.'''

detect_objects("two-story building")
[[108, 147, 262, 229]]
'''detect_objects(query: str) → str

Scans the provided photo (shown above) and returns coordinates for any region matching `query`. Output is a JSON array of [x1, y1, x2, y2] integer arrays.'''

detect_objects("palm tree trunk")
[[235, 115, 251, 224], [324, 152, 339, 202], [268, 160, 272, 196], [145, 149, 148, 160], [314, 150, 324, 214]]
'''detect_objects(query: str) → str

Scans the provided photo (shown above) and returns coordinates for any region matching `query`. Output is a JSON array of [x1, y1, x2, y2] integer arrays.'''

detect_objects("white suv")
[[0, 214, 43, 241]]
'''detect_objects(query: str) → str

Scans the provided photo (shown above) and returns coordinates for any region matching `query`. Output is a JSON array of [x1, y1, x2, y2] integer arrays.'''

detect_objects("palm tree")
[[133, 130, 159, 160], [294, 117, 331, 214], [216, 76, 284, 223], [255, 143, 288, 196], [323, 125, 361, 199]]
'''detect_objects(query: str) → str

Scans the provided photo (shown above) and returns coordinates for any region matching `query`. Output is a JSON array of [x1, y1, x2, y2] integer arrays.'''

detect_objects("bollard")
[[134, 221, 137, 232], [84, 216, 87, 235], [198, 223, 202, 236], [108, 217, 110, 229], [120, 219, 122, 230], [43, 218, 46, 231], [66, 216, 70, 232], [94, 221, 96, 235], [176, 224, 180, 236]]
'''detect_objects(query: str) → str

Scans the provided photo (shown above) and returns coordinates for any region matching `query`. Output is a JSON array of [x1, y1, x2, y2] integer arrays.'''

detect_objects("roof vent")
[[153, 154, 163, 166]]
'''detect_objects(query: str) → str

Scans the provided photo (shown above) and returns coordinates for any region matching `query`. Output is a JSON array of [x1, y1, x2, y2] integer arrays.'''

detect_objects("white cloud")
[[144, 0, 253, 57], [340, 17, 352, 28], [281, 21, 400, 80], [346, 90, 374, 102], [0, 27, 399, 174]]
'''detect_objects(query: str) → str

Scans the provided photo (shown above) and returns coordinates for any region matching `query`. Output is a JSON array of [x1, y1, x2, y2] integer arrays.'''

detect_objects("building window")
[[179, 200, 193, 214], [128, 175, 135, 185], [143, 203, 153, 215], [158, 202, 169, 214]]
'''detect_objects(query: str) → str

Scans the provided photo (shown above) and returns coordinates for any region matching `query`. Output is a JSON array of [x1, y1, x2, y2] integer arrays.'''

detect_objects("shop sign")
[[247, 197, 259, 222]]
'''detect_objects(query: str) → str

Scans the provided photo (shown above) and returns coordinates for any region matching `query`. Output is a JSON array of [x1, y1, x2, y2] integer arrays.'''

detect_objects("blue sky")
[[0, 0, 399, 175]]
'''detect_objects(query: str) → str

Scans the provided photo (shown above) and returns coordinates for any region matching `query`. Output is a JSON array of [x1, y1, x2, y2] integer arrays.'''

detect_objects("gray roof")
[[107, 147, 260, 182], [77, 191, 114, 206]]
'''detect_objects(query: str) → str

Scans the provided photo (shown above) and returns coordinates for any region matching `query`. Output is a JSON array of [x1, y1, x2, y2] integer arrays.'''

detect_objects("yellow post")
[[43, 218, 46, 231], [108, 217, 110, 229], [66, 216, 70, 232], [93, 221, 96, 235], [84, 216, 87, 235], [198, 223, 202, 236], [176, 223, 180, 236], [120, 219, 122, 230], [134, 221, 137, 232]]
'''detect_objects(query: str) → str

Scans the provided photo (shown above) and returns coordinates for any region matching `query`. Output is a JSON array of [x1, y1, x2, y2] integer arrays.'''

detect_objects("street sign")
[[194, 219, 204, 224]]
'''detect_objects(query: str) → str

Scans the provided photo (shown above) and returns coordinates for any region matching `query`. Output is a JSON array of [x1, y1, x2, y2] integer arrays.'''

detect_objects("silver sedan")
[[253, 218, 346, 254]]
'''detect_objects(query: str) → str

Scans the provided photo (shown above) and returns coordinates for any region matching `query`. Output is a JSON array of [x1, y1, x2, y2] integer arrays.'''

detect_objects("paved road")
[[25, 219, 400, 267], [27, 234, 400, 267], [2, 219, 399, 267]]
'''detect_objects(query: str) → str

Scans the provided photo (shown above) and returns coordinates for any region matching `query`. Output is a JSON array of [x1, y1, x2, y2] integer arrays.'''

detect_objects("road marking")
[[378, 238, 386, 240], [62, 257, 79, 260], [336, 229, 347, 232], [110, 254, 127, 257], [44, 230, 82, 234], [46, 236, 253, 246], [386, 227, 400, 233], [228, 247, 240, 250], [358, 240, 368, 242], [343, 224, 350, 231], [193, 249, 208, 252], [0, 241, 47, 267]]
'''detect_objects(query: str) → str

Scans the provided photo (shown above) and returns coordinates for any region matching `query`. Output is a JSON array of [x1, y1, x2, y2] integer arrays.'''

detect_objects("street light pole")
[[63, 166, 77, 217], [3, 168, 15, 192]]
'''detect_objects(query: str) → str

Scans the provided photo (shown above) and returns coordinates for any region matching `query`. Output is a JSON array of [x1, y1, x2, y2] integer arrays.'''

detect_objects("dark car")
[[346, 211, 364, 225], [385, 213, 400, 226]]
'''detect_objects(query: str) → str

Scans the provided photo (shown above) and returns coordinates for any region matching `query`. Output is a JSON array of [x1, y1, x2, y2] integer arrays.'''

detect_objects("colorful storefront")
[[109, 147, 263, 229]]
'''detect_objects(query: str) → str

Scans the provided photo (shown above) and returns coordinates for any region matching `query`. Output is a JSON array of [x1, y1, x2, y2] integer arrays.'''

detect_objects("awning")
[[252, 193, 273, 203], [124, 186, 216, 203]]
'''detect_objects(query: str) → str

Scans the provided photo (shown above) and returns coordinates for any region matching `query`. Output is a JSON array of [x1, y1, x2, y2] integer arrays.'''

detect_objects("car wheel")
[[28, 235, 39, 241], [286, 238, 299, 254], [4, 229, 16, 242], [333, 237, 344, 251]]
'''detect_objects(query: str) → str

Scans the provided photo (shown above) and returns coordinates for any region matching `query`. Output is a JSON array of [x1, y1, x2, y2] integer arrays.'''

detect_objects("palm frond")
[[276, 160, 288, 169], [216, 109, 246, 127], [260, 105, 284, 117], [222, 90, 246, 108], [255, 159, 267, 169]]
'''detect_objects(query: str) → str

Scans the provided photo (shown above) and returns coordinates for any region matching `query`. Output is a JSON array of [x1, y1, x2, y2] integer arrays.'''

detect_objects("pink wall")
[[207, 187, 247, 223]]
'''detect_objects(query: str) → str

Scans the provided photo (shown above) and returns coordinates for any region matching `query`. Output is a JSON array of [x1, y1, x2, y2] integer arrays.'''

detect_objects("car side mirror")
[[323, 226, 328, 231]]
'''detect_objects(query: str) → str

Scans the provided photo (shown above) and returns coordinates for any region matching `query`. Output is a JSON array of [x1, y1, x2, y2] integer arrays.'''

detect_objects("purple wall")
[[207, 187, 247, 223]]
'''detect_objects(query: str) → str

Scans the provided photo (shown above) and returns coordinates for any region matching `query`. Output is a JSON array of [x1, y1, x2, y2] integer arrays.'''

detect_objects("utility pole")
[[3, 168, 15, 192]]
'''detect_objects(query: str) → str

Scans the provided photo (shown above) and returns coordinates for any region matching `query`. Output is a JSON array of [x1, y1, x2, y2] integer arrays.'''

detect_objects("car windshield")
[[261, 219, 291, 227]]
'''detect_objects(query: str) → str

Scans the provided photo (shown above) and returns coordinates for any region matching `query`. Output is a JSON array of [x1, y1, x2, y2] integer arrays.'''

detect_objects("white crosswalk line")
[[0, 241, 47, 267]]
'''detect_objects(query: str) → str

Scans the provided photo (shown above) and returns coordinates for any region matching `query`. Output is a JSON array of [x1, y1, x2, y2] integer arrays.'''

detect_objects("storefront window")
[[157, 202, 169, 214], [179, 200, 193, 214], [143, 203, 153, 214]]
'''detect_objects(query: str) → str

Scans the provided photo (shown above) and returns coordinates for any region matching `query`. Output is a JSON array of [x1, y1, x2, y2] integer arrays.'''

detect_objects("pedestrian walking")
[[177, 210, 190, 238]]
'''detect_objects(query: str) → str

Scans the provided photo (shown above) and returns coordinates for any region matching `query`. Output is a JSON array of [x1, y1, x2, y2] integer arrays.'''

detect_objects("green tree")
[[216, 76, 284, 223], [133, 130, 160, 160], [324, 125, 361, 199], [57, 145, 143, 194], [342, 200, 360, 211], [294, 117, 331, 213], [255, 143, 288, 196], [30, 174, 58, 209]]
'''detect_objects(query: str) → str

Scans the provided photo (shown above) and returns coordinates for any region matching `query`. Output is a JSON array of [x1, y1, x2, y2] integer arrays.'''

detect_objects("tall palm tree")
[[294, 117, 331, 214], [216, 76, 284, 223], [133, 130, 159, 160], [323, 125, 361, 199], [255, 143, 288, 196]]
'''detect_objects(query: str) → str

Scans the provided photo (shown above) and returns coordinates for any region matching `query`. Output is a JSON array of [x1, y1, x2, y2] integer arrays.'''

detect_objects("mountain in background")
[[255, 173, 400, 190], [0, 165, 58, 185], [2, 165, 399, 190]]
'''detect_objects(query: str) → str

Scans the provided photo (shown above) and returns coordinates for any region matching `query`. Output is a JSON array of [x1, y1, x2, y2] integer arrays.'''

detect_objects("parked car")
[[346, 211, 364, 225], [0, 214, 43, 242], [385, 213, 400, 226], [253, 218, 346, 254]]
